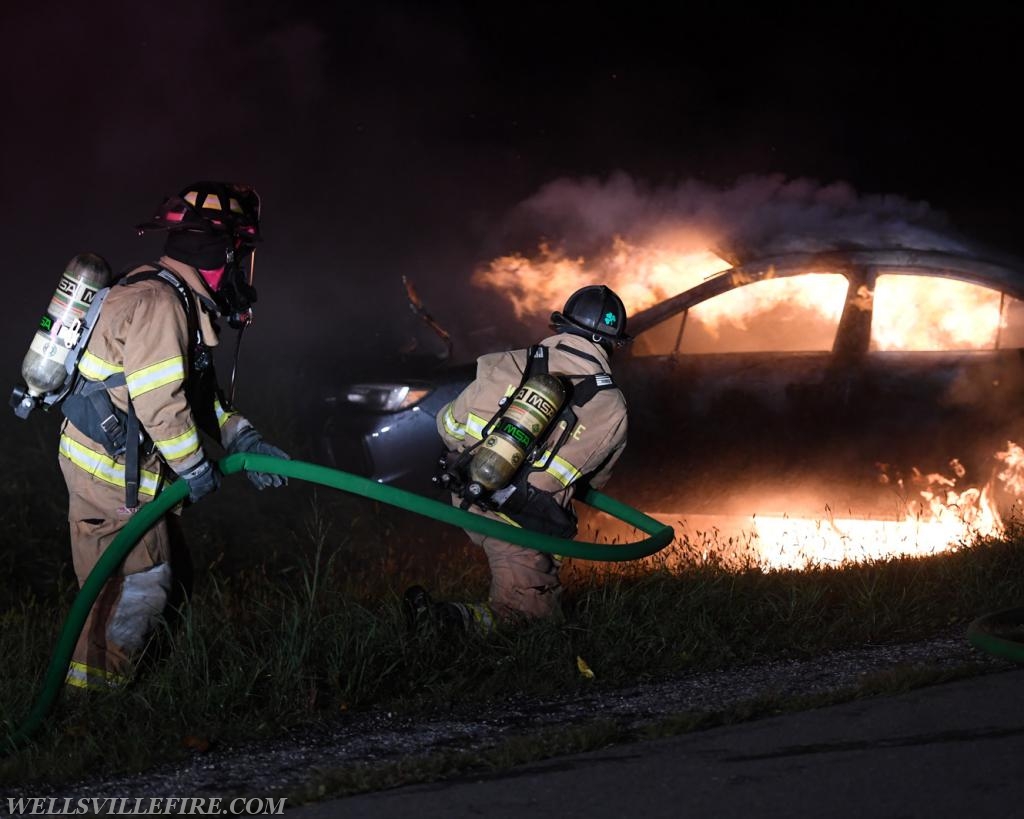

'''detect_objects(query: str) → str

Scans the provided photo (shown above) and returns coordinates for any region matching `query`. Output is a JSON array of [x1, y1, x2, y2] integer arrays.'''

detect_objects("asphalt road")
[[293, 667, 1024, 819]]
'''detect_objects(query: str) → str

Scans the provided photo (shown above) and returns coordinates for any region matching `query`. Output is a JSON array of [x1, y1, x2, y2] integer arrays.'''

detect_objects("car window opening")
[[869, 272, 1024, 352], [633, 273, 847, 356]]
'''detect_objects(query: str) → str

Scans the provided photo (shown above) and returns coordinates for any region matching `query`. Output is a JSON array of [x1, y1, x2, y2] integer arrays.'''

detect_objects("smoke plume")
[[465, 172, 974, 333], [495, 172, 967, 258]]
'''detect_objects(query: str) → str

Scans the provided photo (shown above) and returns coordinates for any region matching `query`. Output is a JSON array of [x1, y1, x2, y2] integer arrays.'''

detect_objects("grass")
[[3, 513, 1023, 790], [2, 371, 1024, 791]]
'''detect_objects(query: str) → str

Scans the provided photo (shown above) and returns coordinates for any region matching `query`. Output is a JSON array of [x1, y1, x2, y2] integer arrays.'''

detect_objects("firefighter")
[[406, 285, 630, 633], [59, 181, 290, 690]]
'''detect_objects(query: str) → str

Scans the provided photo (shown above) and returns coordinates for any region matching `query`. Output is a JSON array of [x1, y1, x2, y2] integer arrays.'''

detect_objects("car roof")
[[628, 247, 1024, 337]]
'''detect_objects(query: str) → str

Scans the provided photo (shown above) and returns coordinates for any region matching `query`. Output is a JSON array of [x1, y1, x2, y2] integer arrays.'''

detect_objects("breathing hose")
[[3, 453, 673, 752]]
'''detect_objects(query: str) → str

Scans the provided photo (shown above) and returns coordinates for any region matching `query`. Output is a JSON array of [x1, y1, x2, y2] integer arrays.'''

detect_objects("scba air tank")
[[467, 373, 567, 495], [13, 253, 111, 417]]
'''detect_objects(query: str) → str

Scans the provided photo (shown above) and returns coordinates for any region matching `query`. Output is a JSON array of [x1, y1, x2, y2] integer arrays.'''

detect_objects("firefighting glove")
[[178, 457, 221, 504], [226, 426, 290, 490]]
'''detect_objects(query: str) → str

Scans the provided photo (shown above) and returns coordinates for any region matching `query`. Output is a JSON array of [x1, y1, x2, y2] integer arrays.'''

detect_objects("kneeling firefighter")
[[407, 285, 630, 633], [43, 182, 290, 690]]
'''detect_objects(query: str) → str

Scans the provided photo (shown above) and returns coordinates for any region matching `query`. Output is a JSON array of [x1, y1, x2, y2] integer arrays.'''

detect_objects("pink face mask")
[[199, 266, 226, 291]]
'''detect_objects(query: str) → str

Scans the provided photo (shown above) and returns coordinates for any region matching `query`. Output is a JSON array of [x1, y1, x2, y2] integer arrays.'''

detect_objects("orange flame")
[[871, 274, 1003, 351], [472, 235, 731, 318], [996, 441, 1024, 496], [475, 238, 1018, 352], [637, 444, 1018, 571]]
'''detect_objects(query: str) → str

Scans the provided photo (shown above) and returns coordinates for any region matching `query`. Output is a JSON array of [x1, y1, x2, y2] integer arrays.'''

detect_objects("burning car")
[[315, 246, 1024, 568]]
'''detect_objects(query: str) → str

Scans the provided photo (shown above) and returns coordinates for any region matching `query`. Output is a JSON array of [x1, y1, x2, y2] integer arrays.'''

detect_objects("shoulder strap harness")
[[62, 265, 210, 510], [438, 343, 618, 513]]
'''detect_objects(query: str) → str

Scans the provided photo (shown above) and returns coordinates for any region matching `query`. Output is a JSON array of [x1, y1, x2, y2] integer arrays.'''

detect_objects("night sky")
[[2, 1, 1022, 399]]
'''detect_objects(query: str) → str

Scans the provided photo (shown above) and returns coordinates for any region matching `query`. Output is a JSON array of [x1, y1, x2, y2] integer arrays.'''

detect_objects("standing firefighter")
[[407, 285, 630, 633], [57, 181, 290, 690]]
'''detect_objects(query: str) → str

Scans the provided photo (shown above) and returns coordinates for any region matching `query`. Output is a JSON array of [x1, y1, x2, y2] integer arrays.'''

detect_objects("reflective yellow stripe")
[[78, 349, 123, 381], [126, 356, 185, 397], [495, 510, 521, 528], [464, 420, 580, 485], [442, 404, 467, 440], [464, 603, 496, 633], [153, 425, 200, 461], [59, 434, 162, 496], [66, 661, 127, 690], [214, 396, 236, 429]]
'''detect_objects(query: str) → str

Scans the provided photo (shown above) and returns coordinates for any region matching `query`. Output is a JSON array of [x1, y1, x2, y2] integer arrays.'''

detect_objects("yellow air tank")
[[467, 372, 567, 496]]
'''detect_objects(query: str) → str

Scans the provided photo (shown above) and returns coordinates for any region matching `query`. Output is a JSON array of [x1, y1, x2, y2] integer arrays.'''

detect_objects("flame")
[[745, 511, 984, 570], [645, 444, 1021, 571], [747, 479, 1003, 570], [477, 236, 1024, 569], [996, 441, 1024, 495], [871, 274, 1003, 351], [692, 271, 840, 331], [685, 272, 847, 345], [472, 235, 731, 318], [644, 503, 991, 573], [476, 238, 1017, 353], [579, 442, 1024, 572]]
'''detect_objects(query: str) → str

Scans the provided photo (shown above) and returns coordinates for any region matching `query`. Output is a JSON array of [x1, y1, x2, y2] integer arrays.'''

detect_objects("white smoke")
[[493, 172, 971, 260]]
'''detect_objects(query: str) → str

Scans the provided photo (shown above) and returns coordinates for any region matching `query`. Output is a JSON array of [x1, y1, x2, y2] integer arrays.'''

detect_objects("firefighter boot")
[[403, 585, 434, 632], [402, 585, 470, 636]]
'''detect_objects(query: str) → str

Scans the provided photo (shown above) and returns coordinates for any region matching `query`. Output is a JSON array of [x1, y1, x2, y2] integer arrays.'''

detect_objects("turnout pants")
[[59, 456, 183, 689], [467, 526, 563, 621]]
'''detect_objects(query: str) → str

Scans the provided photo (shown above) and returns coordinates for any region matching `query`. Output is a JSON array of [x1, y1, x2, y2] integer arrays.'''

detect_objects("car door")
[[616, 271, 853, 515], [847, 267, 1024, 509]]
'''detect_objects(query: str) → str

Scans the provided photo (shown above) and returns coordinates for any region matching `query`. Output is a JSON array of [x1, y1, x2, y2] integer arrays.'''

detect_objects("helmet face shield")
[[230, 186, 261, 241], [217, 241, 258, 328]]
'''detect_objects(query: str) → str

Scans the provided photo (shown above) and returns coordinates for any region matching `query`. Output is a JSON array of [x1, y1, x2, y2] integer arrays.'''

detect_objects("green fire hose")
[[3, 453, 673, 751], [966, 607, 1024, 664]]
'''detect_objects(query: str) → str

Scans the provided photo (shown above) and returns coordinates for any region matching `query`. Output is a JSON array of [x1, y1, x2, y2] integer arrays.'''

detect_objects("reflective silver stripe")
[[78, 349, 123, 381], [442, 405, 467, 440], [465, 412, 487, 441], [59, 434, 162, 496], [153, 425, 201, 461], [534, 452, 580, 487], [126, 356, 185, 397], [214, 397, 236, 429], [65, 665, 91, 689]]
